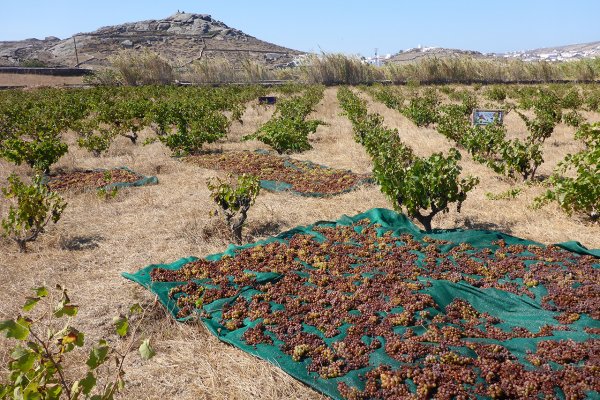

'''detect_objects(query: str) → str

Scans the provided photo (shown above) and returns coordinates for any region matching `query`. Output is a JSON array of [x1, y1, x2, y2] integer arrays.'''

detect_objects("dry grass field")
[[0, 86, 598, 399]]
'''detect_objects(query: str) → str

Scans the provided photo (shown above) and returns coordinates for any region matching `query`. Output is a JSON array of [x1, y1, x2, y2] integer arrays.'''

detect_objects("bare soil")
[[0, 73, 84, 88]]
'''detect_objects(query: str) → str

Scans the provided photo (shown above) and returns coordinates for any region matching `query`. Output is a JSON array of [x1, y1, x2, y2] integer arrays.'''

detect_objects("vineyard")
[[0, 82, 599, 399]]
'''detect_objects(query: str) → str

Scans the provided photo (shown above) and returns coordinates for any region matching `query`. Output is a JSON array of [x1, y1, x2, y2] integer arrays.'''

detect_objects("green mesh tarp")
[[102, 167, 158, 191], [43, 167, 158, 191], [123, 208, 599, 399]]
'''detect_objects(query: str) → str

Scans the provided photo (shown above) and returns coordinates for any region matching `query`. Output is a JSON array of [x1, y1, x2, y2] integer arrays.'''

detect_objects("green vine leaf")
[[139, 339, 156, 360]]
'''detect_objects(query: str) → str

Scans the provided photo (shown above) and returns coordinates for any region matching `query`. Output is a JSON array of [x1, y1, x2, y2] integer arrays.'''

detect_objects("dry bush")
[[83, 68, 122, 86], [183, 58, 277, 84], [301, 53, 383, 85], [383, 57, 575, 84], [110, 50, 174, 86], [396, 57, 599, 84]]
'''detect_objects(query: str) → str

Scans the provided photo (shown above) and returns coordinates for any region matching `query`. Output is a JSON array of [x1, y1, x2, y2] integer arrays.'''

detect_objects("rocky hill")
[[0, 12, 303, 68], [385, 47, 489, 64]]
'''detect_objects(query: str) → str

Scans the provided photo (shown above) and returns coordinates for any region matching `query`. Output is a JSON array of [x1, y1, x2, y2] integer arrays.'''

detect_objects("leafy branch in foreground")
[[0, 286, 155, 400], [1, 174, 67, 253], [207, 174, 261, 244]]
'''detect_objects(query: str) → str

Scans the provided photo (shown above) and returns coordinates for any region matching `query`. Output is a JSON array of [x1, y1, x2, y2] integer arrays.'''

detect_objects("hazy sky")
[[1, 1, 599, 56]]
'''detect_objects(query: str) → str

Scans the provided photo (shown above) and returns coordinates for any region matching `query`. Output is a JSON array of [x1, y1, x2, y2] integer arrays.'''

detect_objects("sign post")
[[471, 109, 504, 126]]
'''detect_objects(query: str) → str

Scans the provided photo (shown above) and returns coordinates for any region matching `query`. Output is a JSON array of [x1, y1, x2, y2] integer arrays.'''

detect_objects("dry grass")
[[1, 86, 599, 399]]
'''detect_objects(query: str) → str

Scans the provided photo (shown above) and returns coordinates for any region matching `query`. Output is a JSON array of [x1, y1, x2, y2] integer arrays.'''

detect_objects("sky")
[[1, 1, 599, 56]]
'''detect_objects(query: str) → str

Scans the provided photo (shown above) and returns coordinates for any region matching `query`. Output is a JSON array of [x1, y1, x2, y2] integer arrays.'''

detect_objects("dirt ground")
[[0, 73, 84, 88], [0, 86, 598, 399]]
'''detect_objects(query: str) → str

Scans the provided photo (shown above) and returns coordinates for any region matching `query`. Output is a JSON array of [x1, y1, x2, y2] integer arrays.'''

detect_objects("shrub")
[[207, 174, 260, 244], [534, 123, 599, 219], [244, 86, 325, 154], [19, 59, 47, 68], [436, 104, 470, 142], [74, 118, 116, 157], [373, 147, 479, 231], [461, 123, 507, 161], [584, 88, 600, 112], [246, 117, 318, 154], [485, 86, 507, 102], [1, 174, 67, 252], [156, 109, 229, 156], [301, 53, 382, 85], [338, 87, 479, 231], [496, 139, 544, 181], [517, 90, 562, 144], [560, 88, 583, 109], [366, 85, 404, 111], [402, 89, 440, 127], [76, 130, 115, 157], [0, 286, 155, 399], [83, 68, 122, 86], [110, 50, 174, 86], [0, 132, 68, 174], [562, 110, 584, 128]]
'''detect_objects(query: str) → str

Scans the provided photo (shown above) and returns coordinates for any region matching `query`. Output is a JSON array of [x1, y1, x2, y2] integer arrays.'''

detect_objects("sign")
[[258, 96, 277, 105], [471, 109, 504, 126]]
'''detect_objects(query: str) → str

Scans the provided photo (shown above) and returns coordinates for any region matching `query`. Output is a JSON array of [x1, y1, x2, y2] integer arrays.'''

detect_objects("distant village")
[[359, 43, 600, 65], [500, 44, 600, 62]]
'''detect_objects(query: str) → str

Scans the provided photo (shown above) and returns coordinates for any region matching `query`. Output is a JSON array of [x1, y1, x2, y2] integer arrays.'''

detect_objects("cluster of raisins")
[[150, 219, 599, 398]]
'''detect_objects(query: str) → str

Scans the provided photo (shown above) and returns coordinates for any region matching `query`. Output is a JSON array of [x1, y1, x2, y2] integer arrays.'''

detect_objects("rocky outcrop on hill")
[[0, 12, 303, 68], [385, 47, 489, 64]]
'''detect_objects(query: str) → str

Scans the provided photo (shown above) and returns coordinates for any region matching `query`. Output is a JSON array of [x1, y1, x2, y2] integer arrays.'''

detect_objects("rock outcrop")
[[0, 12, 303, 68]]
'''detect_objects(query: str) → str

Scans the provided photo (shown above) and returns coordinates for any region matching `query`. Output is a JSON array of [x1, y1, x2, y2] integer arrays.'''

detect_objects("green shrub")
[[517, 111, 557, 144], [1, 174, 67, 253], [560, 88, 583, 109], [0, 133, 68, 174], [562, 110, 584, 128], [584, 88, 600, 111], [373, 148, 479, 231], [207, 174, 260, 244], [496, 139, 544, 181], [156, 109, 229, 156], [366, 85, 404, 111], [461, 123, 506, 161], [0, 286, 155, 399], [245, 117, 319, 154], [436, 104, 470, 142], [76, 130, 115, 157], [245, 86, 325, 154], [74, 118, 116, 157], [484, 86, 507, 102], [534, 123, 599, 219], [402, 89, 440, 127], [338, 87, 479, 231]]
